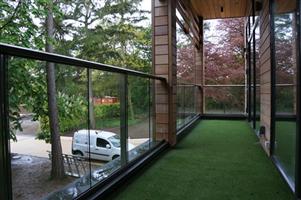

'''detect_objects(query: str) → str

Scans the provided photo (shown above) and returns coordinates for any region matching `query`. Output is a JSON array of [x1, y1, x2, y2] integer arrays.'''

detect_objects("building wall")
[[259, 0, 271, 155], [152, 0, 177, 145]]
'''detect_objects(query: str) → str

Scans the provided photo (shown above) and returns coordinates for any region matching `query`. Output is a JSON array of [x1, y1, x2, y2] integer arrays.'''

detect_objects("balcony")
[[0, 0, 300, 199]]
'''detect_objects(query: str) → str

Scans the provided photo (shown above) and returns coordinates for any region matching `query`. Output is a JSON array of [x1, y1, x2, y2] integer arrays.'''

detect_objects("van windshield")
[[108, 135, 120, 148]]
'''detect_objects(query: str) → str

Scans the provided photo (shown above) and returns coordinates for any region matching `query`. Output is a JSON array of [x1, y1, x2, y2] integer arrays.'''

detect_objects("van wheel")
[[112, 155, 119, 160], [74, 151, 83, 157]]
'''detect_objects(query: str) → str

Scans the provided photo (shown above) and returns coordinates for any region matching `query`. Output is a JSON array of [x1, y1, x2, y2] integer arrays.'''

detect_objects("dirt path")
[[11, 155, 75, 200]]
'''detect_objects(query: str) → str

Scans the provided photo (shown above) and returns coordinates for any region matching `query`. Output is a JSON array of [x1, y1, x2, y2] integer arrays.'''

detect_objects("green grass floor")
[[111, 120, 294, 200]]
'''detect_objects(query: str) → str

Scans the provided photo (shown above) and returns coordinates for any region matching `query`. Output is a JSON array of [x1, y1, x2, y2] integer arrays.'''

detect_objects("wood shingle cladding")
[[259, 0, 271, 154], [152, 0, 204, 144], [153, 0, 177, 145]]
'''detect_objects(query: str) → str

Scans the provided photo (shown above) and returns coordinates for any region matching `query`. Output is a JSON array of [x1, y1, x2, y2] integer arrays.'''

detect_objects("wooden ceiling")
[[190, 0, 251, 19]]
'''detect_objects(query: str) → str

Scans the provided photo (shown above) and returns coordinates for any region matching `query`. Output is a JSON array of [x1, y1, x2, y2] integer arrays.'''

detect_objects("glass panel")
[[9, 58, 90, 199], [176, 84, 197, 131], [185, 85, 196, 124], [274, 0, 297, 187], [176, 24, 195, 84], [127, 76, 151, 161], [204, 86, 245, 114], [8, 58, 132, 199], [43, 71, 124, 198], [176, 20, 198, 132], [90, 71, 121, 186], [177, 84, 186, 129], [250, 31, 255, 126]]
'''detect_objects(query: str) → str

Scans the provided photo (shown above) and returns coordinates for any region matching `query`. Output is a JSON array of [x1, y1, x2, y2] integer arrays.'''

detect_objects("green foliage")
[[1, 0, 45, 141], [94, 103, 120, 119], [36, 92, 87, 143], [129, 77, 150, 115], [3, 0, 152, 143]]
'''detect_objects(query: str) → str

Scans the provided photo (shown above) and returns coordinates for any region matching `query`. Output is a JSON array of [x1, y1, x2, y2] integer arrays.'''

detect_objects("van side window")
[[96, 138, 109, 148]]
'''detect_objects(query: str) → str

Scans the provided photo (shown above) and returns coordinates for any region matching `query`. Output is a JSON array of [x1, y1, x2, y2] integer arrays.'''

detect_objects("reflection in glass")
[[9, 59, 90, 199], [127, 76, 151, 161], [273, 0, 296, 188], [176, 84, 197, 130], [176, 21, 198, 131]]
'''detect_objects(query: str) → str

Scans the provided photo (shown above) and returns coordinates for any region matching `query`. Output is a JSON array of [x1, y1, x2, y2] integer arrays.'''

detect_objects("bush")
[[94, 103, 120, 119]]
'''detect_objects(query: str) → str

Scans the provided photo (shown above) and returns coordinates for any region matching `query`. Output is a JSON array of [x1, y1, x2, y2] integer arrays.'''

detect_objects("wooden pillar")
[[152, 0, 177, 145]]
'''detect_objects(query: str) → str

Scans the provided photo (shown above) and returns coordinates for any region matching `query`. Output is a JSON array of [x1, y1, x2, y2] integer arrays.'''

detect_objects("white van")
[[72, 129, 135, 161]]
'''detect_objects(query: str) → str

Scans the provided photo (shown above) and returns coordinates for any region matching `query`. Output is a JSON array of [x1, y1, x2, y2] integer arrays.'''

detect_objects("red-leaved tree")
[[204, 18, 245, 112]]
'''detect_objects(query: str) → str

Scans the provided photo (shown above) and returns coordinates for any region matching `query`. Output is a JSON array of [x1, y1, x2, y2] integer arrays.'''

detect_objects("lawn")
[[94, 117, 141, 129], [110, 120, 294, 200]]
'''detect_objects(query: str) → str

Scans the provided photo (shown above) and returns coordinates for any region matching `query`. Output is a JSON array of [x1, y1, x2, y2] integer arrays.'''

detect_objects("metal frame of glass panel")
[[246, 0, 260, 130]]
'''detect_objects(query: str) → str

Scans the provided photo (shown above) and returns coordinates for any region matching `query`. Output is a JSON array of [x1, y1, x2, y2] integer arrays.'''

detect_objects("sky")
[[140, 0, 151, 11], [137, 0, 151, 26]]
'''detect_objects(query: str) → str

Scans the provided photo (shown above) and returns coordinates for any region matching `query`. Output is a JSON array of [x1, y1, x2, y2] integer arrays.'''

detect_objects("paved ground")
[[10, 117, 148, 158], [10, 118, 72, 158]]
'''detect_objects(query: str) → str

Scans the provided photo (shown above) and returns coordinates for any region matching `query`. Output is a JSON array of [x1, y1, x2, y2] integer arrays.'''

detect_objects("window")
[[97, 138, 110, 148], [273, 0, 297, 189], [108, 135, 120, 148]]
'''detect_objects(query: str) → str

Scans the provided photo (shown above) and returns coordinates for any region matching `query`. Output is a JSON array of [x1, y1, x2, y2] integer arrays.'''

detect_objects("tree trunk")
[[46, 0, 65, 179], [128, 83, 135, 120], [120, 11, 135, 120], [84, 2, 96, 129]]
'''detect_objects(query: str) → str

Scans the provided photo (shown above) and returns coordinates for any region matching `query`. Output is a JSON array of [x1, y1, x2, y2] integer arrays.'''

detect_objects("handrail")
[[0, 43, 166, 81], [204, 84, 296, 87], [177, 83, 202, 88], [204, 84, 245, 87]]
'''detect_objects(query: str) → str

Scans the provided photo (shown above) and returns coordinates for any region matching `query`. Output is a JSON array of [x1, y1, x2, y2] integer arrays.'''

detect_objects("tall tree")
[[203, 18, 245, 110], [45, 0, 65, 179], [0, 0, 44, 141], [100, 0, 148, 120], [204, 18, 245, 85]]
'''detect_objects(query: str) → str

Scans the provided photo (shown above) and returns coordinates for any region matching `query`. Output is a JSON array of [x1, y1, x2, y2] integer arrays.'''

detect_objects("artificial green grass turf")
[[112, 120, 294, 200]]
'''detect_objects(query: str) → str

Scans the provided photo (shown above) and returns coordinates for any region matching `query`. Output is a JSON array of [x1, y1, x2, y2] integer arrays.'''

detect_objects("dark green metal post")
[[295, 0, 301, 198], [120, 74, 128, 166], [0, 54, 12, 200]]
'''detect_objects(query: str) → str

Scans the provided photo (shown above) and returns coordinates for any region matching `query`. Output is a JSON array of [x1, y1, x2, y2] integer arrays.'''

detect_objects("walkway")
[[112, 120, 294, 200]]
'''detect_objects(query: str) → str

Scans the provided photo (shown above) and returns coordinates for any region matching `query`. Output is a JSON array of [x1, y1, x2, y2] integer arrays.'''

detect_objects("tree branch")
[[0, 0, 22, 31]]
